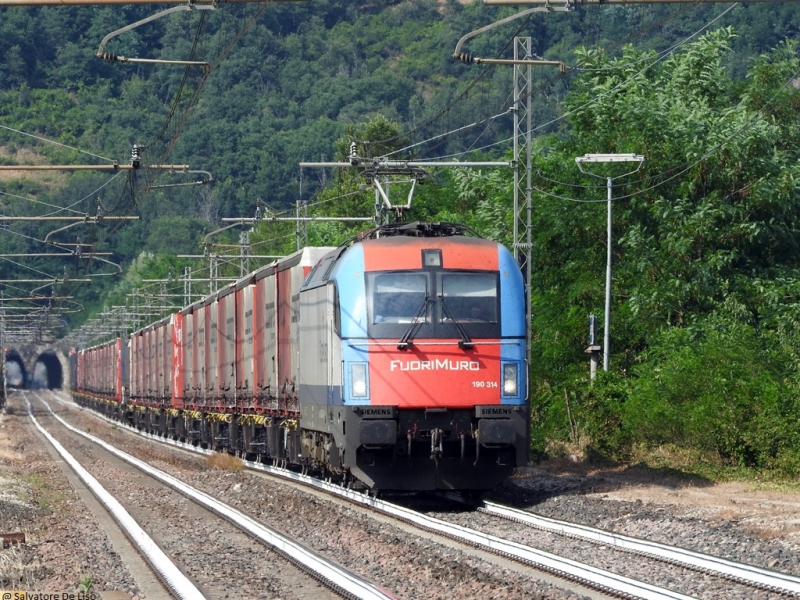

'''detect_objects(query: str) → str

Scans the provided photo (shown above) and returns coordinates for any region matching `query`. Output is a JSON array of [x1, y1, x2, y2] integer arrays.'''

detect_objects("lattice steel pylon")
[[239, 229, 251, 276], [513, 37, 533, 367], [296, 200, 309, 250], [184, 266, 192, 307], [209, 253, 219, 295]]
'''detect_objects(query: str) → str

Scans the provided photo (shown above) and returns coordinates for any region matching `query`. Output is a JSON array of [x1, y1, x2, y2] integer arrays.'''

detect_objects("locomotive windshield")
[[372, 273, 428, 324], [367, 271, 500, 338], [439, 273, 497, 323]]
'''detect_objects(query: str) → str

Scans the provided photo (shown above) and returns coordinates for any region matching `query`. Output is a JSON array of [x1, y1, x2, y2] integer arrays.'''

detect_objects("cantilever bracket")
[[453, 6, 569, 70], [149, 170, 214, 189], [96, 4, 215, 73]]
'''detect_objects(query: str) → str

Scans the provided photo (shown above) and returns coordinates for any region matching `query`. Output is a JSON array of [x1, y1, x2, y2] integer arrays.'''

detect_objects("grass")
[[79, 573, 94, 593], [205, 452, 244, 472], [19, 472, 64, 511], [0, 545, 41, 589], [628, 444, 800, 488], [538, 441, 800, 492]]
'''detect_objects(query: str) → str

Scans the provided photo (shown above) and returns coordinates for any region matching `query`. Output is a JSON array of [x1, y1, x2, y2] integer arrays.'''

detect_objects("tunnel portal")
[[34, 350, 64, 389], [5, 351, 27, 388]]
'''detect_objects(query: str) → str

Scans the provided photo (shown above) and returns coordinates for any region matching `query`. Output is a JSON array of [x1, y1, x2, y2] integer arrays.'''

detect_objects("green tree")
[[489, 28, 800, 470]]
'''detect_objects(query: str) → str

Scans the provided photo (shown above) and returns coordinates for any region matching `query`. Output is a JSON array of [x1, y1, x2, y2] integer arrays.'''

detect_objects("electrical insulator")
[[131, 144, 141, 169], [349, 142, 358, 166]]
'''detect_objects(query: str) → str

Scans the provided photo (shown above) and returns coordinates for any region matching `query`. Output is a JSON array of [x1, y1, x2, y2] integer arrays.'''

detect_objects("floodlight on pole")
[[575, 153, 644, 374]]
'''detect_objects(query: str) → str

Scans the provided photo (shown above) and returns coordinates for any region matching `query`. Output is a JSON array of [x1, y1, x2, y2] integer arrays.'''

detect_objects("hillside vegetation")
[[1, 0, 800, 474]]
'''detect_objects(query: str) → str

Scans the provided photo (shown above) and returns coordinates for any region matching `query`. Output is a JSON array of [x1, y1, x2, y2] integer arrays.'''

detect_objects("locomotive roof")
[[359, 234, 499, 272], [300, 223, 500, 291], [356, 221, 478, 239]]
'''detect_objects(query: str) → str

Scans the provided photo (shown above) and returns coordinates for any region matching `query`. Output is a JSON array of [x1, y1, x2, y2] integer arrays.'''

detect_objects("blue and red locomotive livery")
[[72, 222, 529, 491]]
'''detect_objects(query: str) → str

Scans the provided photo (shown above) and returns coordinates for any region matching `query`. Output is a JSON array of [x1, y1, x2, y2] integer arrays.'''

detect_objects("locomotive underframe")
[[73, 392, 526, 492], [327, 404, 528, 491]]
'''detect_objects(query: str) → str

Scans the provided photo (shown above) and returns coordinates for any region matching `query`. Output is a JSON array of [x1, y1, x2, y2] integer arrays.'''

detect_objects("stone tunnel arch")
[[34, 350, 64, 389], [4, 350, 27, 388]]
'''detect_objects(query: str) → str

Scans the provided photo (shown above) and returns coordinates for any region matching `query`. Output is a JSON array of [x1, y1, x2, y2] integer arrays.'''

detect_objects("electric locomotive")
[[297, 222, 528, 490]]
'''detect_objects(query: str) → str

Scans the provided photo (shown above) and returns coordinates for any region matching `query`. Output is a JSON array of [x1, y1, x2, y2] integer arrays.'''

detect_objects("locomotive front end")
[[305, 224, 528, 491]]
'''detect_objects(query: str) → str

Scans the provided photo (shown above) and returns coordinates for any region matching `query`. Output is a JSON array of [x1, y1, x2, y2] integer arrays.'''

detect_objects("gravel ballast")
[[5, 390, 800, 599]]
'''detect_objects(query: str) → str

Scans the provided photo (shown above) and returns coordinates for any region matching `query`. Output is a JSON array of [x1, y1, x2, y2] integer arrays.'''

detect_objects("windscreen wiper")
[[397, 296, 432, 350], [440, 297, 474, 350]]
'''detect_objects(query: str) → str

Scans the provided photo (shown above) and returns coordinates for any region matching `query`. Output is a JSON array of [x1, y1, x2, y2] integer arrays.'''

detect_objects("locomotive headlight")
[[502, 364, 518, 396], [351, 363, 368, 398]]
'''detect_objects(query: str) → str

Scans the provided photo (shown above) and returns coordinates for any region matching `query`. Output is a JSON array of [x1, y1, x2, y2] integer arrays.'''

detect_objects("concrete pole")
[[604, 176, 612, 372]]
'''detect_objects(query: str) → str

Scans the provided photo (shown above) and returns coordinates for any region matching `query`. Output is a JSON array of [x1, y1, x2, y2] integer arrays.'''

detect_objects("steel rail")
[[22, 394, 208, 600], [256, 470, 695, 600], [484, 0, 800, 4], [36, 393, 397, 600], [445, 493, 800, 596]]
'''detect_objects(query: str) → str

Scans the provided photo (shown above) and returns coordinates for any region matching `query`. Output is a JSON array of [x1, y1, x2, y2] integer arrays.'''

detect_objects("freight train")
[[72, 222, 529, 491]]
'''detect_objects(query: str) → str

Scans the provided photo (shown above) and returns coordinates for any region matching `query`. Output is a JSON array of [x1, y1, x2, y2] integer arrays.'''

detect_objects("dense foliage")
[[497, 29, 800, 474], [2, 1, 800, 473]]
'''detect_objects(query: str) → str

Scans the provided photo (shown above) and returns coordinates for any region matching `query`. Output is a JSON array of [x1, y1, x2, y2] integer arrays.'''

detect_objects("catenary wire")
[[534, 56, 800, 204], [0, 124, 115, 163], [0, 256, 58, 279], [0, 190, 88, 216], [368, 1, 714, 156], [416, 2, 738, 168], [355, 11, 534, 152]]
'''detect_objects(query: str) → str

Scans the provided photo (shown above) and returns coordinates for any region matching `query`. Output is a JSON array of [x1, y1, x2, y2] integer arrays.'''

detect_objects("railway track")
[[24, 391, 394, 600], [237, 456, 800, 600], [37, 389, 791, 599], [440, 491, 800, 597], [420, 493, 800, 600], [21, 393, 199, 600]]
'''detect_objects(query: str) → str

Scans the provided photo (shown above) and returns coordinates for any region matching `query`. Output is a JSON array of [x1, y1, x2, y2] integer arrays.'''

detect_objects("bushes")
[[545, 322, 800, 476], [628, 325, 783, 459], [522, 31, 800, 479]]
